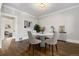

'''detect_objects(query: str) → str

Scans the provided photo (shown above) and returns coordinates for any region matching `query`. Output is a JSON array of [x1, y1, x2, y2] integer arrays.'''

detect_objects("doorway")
[[2, 13, 17, 39]]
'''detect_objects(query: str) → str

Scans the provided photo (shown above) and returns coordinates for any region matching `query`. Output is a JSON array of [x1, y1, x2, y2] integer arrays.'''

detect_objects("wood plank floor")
[[0, 41, 79, 56]]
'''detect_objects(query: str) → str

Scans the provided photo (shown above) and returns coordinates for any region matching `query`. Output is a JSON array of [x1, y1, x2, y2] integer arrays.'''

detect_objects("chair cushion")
[[45, 39, 57, 45], [29, 39, 41, 44]]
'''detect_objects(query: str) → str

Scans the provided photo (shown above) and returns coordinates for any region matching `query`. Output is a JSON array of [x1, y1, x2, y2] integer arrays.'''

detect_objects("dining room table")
[[33, 32, 54, 47]]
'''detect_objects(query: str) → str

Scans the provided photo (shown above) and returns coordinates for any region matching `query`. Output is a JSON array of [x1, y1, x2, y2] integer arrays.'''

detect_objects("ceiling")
[[3, 3, 79, 17]]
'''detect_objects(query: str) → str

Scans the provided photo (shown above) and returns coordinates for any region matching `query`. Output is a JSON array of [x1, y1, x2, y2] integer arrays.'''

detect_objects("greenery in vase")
[[34, 24, 41, 33]]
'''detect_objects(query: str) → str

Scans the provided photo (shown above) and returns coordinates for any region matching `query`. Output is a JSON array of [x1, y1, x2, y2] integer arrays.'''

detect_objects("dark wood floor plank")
[[0, 41, 79, 56]]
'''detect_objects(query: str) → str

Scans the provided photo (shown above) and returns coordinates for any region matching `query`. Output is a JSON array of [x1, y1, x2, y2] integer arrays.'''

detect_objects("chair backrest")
[[51, 31, 58, 44], [27, 31, 34, 40]]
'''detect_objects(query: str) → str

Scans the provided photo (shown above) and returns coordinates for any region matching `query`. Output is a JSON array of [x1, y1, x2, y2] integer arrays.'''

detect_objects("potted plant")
[[34, 24, 41, 33]]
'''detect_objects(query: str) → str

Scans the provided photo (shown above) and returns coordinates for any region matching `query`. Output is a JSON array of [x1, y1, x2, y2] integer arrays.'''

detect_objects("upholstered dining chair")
[[27, 31, 41, 55], [45, 31, 58, 55]]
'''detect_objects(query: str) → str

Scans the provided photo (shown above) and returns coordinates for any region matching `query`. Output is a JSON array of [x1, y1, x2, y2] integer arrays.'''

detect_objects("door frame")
[[1, 13, 18, 40]]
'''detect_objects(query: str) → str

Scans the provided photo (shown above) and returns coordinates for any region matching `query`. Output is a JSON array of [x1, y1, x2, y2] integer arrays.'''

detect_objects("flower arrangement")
[[40, 27, 45, 33]]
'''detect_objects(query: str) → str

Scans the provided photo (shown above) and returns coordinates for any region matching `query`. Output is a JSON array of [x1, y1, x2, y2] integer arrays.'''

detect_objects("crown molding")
[[2, 4, 79, 19], [2, 4, 36, 18], [39, 5, 79, 19]]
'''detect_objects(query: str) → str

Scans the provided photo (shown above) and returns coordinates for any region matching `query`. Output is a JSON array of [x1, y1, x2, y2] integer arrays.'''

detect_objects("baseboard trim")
[[66, 39, 79, 44], [58, 39, 79, 44], [58, 40, 66, 42]]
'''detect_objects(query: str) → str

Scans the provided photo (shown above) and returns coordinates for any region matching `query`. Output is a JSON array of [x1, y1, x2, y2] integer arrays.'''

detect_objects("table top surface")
[[33, 33, 54, 36]]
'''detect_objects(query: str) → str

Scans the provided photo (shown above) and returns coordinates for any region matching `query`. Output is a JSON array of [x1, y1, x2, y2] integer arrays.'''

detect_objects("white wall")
[[0, 3, 2, 48], [1, 4, 79, 44], [39, 6, 79, 43], [1, 5, 38, 41]]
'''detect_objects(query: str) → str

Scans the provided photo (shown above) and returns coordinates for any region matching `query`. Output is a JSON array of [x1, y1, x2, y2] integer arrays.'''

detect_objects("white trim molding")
[[39, 5, 79, 19], [1, 13, 17, 40], [66, 39, 79, 44], [2, 12, 16, 18], [2, 4, 36, 18]]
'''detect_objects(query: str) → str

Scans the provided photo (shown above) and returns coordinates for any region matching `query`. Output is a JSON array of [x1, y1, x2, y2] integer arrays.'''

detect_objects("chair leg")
[[29, 44, 31, 50], [32, 44, 34, 56], [52, 45, 54, 56], [45, 43, 47, 55], [55, 44, 58, 53], [39, 43, 41, 50], [49, 45, 50, 50], [39, 43, 41, 52]]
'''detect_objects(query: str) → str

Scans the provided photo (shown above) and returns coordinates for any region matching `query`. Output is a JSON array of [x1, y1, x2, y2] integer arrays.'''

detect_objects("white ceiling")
[[3, 3, 79, 17]]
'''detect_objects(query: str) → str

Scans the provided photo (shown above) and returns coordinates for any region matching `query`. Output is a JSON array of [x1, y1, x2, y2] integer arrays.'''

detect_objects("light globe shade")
[[32, 3, 51, 10]]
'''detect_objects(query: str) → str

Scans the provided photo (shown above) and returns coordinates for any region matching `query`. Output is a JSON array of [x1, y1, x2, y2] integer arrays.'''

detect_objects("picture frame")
[[24, 20, 29, 28], [24, 20, 32, 28]]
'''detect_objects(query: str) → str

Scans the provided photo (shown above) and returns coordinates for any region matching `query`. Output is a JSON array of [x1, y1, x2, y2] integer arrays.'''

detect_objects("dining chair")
[[27, 31, 41, 55], [45, 31, 58, 55]]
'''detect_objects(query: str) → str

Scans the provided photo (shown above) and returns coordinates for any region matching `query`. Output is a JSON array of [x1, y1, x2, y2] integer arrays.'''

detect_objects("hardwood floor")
[[0, 41, 79, 56]]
